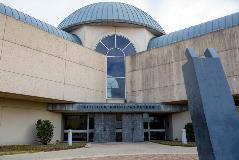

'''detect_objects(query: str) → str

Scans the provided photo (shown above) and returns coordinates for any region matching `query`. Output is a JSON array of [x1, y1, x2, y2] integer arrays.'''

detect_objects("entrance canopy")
[[48, 103, 187, 113]]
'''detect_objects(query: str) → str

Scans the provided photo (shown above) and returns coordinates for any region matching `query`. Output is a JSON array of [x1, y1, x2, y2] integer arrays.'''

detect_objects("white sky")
[[1, 0, 239, 33]]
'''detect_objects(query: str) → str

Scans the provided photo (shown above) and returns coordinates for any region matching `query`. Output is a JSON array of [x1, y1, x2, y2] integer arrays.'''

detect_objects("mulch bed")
[[0, 142, 86, 156], [75, 154, 198, 160]]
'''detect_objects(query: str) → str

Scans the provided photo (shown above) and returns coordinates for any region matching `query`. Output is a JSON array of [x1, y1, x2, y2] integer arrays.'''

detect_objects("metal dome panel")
[[148, 12, 239, 50], [0, 3, 82, 45], [58, 2, 165, 36]]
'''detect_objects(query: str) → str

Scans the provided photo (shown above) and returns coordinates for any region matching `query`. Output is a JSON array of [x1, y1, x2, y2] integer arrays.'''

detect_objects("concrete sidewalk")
[[0, 142, 197, 160]]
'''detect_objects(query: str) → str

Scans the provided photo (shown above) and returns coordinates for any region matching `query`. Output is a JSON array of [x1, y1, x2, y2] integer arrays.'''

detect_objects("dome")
[[58, 2, 165, 36]]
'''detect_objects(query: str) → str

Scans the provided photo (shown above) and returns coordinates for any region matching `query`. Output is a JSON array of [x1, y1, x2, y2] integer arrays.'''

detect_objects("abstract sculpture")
[[182, 48, 239, 160]]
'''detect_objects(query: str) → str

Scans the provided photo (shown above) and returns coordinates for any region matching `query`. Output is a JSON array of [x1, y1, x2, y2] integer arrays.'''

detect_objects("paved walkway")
[[0, 142, 197, 160]]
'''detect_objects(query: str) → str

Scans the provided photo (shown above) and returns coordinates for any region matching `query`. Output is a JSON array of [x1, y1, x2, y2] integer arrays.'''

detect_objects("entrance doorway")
[[144, 114, 166, 141], [63, 114, 94, 142], [63, 113, 165, 143]]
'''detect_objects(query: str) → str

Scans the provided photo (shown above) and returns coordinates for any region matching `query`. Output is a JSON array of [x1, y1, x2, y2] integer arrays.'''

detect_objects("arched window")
[[95, 34, 136, 99]]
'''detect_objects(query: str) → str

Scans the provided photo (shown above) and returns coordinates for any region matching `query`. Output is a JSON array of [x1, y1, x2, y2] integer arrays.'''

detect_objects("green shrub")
[[184, 123, 195, 142], [35, 119, 54, 145]]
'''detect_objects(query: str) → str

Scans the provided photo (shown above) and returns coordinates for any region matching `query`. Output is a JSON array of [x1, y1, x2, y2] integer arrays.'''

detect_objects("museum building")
[[0, 2, 239, 144]]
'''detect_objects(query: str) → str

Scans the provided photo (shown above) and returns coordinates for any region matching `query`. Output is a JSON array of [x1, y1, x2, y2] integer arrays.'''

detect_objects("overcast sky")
[[1, 0, 239, 33]]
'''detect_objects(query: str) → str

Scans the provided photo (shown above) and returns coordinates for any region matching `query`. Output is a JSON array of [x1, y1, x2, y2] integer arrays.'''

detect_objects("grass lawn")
[[0, 142, 86, 156], [152, 140, 196, 147]]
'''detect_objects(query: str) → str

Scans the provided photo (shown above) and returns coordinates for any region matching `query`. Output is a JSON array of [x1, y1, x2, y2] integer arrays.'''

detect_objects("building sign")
[[48, 103, 187, 113]]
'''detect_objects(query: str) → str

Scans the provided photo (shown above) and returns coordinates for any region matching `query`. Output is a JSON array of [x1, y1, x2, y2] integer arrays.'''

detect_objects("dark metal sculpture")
[[182, 48, 239, 160]]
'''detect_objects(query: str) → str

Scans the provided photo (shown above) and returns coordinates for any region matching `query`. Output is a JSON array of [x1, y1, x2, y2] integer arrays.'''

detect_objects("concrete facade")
[[0, 13, 106, 103], [0, 13, 105, 145], [0, 98, 62, 145], [72, 25, 155, 53], [126, 25, 239, 103], [171, 111, 191, 140], [0, 2, 238, 145]]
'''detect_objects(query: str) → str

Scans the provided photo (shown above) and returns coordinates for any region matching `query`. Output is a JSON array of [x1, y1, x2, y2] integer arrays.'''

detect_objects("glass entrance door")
[[143, 114, 166, 141], [149, 115, 166, 140], [64, 115, 88, 141]]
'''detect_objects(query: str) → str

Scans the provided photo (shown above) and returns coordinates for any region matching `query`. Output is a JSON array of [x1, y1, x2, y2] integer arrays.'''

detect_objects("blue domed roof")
[[58, 2, 165, 36]]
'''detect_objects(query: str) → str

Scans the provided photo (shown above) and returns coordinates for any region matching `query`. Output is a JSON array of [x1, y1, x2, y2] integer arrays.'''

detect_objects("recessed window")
[[116, 36, 130, 49], [107, 48, 123, 56], [96, 34, 136, 99], [107, 77, 125, 98], [101, 35, 115, 49], [123, 43, 136, 56], [107, 57, 125, 77], [95, 42, 108, 54]]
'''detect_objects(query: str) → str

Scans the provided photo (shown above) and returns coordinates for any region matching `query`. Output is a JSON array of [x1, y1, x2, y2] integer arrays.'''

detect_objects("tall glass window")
[[96, 34, 136, 98]]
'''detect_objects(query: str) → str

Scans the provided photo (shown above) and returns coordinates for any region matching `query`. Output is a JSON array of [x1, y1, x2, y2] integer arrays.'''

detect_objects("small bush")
[[35, 119, 54, 145], [184, 123, 195, 142]]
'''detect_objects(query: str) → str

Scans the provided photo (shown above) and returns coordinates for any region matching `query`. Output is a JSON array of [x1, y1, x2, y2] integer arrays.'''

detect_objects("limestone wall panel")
[[219, 50, 235, 77], [172, 84, 187, 101], [0, 70, 64, 100], [211, 27, 238, 52], [157, 64, 174, 88], [65, 61, 105, 92], [0, 39, 3, 56], [0, 14, 6, 40], [126, 25, 239, 103], [172, 111, 191, 140], [172, 60, 186, 85], [66, 41, 105, 71], [4, 17, 66, 58], [232, 49, 239, 76], [0, 98, 62, 145], [0, 41, 65, 82], [0, 16, 106, 103], [63, 84, 105, 103], [228, 76, 239, 95], [170, 42, 189, 62], [134, 91, 143, 103]]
